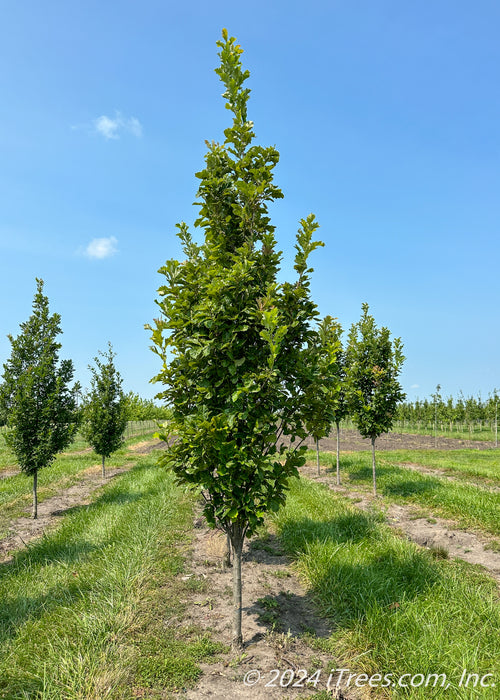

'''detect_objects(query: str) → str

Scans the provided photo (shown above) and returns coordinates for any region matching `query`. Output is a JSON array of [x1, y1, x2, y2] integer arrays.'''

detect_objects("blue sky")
[[1, 1, 498, 403]]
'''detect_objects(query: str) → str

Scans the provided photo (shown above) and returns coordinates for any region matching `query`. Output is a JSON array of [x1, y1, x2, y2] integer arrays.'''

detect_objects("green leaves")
[[81, 343, 127, 460], [346, 303, 406, 440], [294, 214, 324, 280], [303, 316, 344, 441], [0, 279, 79, 475], [148, 32, 324, 543]]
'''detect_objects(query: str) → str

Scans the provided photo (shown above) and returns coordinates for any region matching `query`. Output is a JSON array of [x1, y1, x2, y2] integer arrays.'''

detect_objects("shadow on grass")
[[280, 510, 379, 546], [278, 512, 441, 627], [347, 463, 447, 500], [0, 572, 97, 643], [0, 461, 163, 639], [383, 477, 445, 499]]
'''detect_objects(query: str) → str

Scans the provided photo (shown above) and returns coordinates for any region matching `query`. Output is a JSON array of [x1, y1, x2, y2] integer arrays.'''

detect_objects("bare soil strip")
[[311, 429, 497, 452], [302, 464, 500, 585], [181, 516, 361, 699]]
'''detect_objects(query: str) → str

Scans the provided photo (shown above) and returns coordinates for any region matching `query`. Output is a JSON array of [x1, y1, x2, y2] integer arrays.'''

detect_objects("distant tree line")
[[123, 391, 172, 421], [395, 386, 499, 428]]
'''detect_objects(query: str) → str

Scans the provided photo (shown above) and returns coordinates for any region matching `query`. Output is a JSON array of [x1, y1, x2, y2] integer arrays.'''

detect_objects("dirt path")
[[302, 464, 500, 585], [180, 516, 362, 700], [307, 429, 497, 452]]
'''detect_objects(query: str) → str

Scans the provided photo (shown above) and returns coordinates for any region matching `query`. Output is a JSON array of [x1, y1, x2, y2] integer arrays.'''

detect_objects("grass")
[[272, 477, 500, 699], [309, 450, 500, 536], [0, 449, 135, 540], [0, 456, 225, 699], [377, 448, 500, 484], [0, 433, 159, 538]]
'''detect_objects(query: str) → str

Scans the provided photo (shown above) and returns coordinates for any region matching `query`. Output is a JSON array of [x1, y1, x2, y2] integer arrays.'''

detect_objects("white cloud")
[[84, 236, 118, 259], [94, 115, 120, 140], [411, 384, 420, 389], [93, 111, 143, 140]]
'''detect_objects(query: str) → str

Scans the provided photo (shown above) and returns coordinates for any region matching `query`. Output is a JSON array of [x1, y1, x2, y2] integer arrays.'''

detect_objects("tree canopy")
[[82, 343, 127, 477], [346, 302, 405, 494]]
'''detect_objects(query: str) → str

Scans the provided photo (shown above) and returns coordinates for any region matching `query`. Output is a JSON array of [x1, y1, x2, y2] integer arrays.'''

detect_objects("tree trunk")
[[316, 438, 320, 476], [371, 436, 377, 496], [102, 455, 105, 478], [336, 422, 340, 485], [231, 527, 244, 649], [32, 470, 38, 519], [224, 532, 232, 569]]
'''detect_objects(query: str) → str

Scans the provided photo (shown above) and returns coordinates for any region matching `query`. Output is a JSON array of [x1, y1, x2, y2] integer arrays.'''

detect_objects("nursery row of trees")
[[395, 386, 499, 428], [0, 279, 129, 517], [147, 29, 405, 649], [0, 30, 407, 651], [304, 306, 405, 492]]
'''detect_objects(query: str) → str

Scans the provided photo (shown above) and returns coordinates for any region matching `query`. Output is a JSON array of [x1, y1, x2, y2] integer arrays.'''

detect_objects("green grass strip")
[[273, 478, 500, 699], [0, 435, 160, 538], [389, 424, 496, 442], [0, 457, 224, 699], [309, 451, 500, 536], [376, 448, 500, 484]]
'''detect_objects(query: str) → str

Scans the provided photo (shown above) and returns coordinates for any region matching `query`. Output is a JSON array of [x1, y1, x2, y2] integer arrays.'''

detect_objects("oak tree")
[[148, 30, 324, 647], [303, 316, 342, 475], [329, 323, 348, 485]]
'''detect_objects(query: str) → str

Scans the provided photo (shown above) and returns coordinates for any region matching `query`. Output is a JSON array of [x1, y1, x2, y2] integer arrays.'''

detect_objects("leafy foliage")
[[148, 31, 328, 645], [82, 343, 127, 463], [303, 317, 345, 442], [346, 303, 405, 440], [396, 389, 499, 427], [123, 391, 171, 420], [148, 30, 325, 543]]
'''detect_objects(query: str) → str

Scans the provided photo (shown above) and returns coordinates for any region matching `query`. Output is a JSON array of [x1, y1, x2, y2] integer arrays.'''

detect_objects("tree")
[[303, 316, 342, 476], [346, 303, 405, 495], [81, 343, 127, 477], [148, 29, 324, 648], [431, 383, 442, 447], [0, 279, 80, 518], [329, 324, 348, 485]]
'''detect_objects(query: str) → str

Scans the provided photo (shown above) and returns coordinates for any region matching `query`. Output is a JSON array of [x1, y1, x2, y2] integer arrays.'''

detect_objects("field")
[[0, 429, 498, 699]]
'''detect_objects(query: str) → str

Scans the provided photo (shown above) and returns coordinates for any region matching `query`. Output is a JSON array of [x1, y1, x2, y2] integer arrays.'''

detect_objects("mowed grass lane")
[[308, 451, 500, 537], [272, 477, 500, 699], [0, 457, 225, 700], [379, 448, 500, 485], [0, 435, 156, 539]]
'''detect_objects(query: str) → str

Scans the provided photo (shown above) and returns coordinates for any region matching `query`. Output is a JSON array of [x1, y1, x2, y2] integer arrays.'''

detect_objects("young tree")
[[431, 383, 442, 447], [303, 316, 342, 476], [148, 29, 325, 648], [82, 343, 127, 477], [346, 303, 405, 496], [330, 325, 348, 485], [0, 279, 80, 518]]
